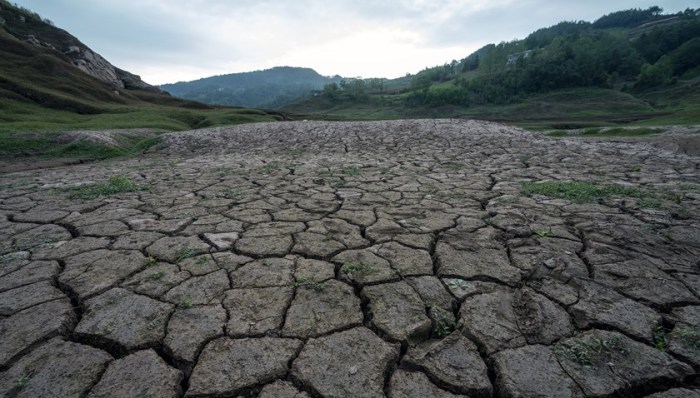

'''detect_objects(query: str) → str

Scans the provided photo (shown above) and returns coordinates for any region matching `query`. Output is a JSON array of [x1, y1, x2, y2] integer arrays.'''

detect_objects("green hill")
[[285, 6, 700, 127], [160, 66, 343, 109], [0, 0, 286, 160]]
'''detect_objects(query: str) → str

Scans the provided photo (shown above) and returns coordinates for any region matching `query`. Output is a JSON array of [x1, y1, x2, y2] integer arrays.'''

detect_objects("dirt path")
[[1, 119, 698, 397]]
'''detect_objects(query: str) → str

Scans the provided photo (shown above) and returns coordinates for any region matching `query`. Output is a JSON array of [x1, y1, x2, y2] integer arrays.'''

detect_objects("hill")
[[160, 67, 343, 109], [285, 6, 700, 128], [0, 0, 286, 159]]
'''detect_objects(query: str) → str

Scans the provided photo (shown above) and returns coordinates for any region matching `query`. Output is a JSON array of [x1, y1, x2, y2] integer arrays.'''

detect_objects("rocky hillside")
[[0, 0, 157, 92]]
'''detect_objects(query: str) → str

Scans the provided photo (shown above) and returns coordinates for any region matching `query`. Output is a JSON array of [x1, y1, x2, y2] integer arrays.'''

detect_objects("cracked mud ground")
[[1, 119, 699, 398]]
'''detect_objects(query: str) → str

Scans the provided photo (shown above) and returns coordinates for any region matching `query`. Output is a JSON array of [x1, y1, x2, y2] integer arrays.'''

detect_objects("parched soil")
[[1, 119, 699, 397]]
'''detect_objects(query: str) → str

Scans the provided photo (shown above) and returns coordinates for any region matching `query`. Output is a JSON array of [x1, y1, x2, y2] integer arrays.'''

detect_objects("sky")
[[13, 0, 699, 85]]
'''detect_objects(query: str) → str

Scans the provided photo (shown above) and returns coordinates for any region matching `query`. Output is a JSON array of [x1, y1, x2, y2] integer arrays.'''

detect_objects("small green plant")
[[343, 165, 361, 176], [68, 176, 149, 200], [263, 161, 280, 173], [630, 166, 641, 173], [556, 335, 626, 366], [653, 325, 668, 350], [15, 376, 30, 389], [176, 248, 197, 264], [435, 320, 454, 337], [330, 179, 346, 187], [149, 271, 165, 280], [670, 326, 700, 351], [147, 254, 157, 267], [195, 256, 209, 265], [342, 261, 372, 275], [535, 230, 554, 237], [447, 279, 467, 289], [293, 278, 325, 292], [178, 298, 193, 309], [323, 233, 334, 242], [443, 162, 464, 171]]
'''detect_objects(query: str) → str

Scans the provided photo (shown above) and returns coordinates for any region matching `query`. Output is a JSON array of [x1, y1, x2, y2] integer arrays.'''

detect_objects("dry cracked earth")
[[1, 119, 699, 398]]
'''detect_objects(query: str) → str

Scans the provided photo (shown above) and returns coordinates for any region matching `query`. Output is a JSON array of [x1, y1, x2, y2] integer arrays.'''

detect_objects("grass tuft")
[[522, 181, 661, 207], [556, 335, 627, 366], [68, 176, 149, 200]]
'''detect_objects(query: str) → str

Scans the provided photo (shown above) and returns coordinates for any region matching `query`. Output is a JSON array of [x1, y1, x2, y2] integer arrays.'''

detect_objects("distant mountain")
[[160, 67, 343, 109]]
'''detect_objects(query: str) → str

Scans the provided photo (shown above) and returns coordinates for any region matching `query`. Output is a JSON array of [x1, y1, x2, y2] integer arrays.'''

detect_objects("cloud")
[[14, 0, 700, 84]]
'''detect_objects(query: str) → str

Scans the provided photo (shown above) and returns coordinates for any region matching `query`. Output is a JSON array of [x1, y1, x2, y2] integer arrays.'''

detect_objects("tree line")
[[404, 7, 700, 107]]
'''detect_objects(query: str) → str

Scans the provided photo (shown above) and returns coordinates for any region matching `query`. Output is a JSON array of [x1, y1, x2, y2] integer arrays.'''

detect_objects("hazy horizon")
[[13, 0, 700, 85]]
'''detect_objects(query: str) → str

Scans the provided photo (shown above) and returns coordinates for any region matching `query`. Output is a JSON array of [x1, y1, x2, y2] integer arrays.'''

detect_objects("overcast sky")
[[14, 0, 698, 85]]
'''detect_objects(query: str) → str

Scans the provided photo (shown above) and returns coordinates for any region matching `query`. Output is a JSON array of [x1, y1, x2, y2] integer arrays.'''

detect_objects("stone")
[[362, 281, 432, 343], [375, 241, 433, 276], [60, 249, 147, 299], [112, 231, 164, 250], [404, 332, 491, 396], [187, 337, 302, 396], [75, 288, 173, 350], [459, 288, 573, 354], [294, 257, 335, 281], [556, 330, 694, 397], [146, 236, 210, 263], [0, 338, 112, 398], [78, 220, 129, 236], [644, 388, 700, 398], [259, 380, 310, 398], [568, 278, 660, 342], [333, 249, 399, 285], [164, 305, 226, 363], [235, 235, 293, 257], [163, 269, 229, 305], [203, 231, 239, 250], [492, 344, 584, 398], [291, 327, 399, 398], [0, 281, 65, 315], [388, 369, 468, 398], [229, 258, 294, 288], [87, 350, 182, 398], [592, 258, 696, 307], [0, 299, 76, 367], [121, 263, 190, 297], [283, 280, 362, 337], [224, 286, 293, 336], [436, 242, 522, 285], [0, 260, 60, 292]]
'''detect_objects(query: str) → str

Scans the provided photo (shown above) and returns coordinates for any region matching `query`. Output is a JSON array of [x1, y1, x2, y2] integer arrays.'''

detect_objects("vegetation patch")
[[581, 127, 662, 137], [67, 176, 149, 200], [556, 335, 627, 366], [293, 278, 325, 292], [522, 181, 661, 207], [176, 248, 198, 264], [341, 261, 372, 275], [670, 326, 700, 351]]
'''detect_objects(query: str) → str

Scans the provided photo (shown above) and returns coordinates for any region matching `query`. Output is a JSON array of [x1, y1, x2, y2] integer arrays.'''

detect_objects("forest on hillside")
[[319, 7, 700, 108]]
